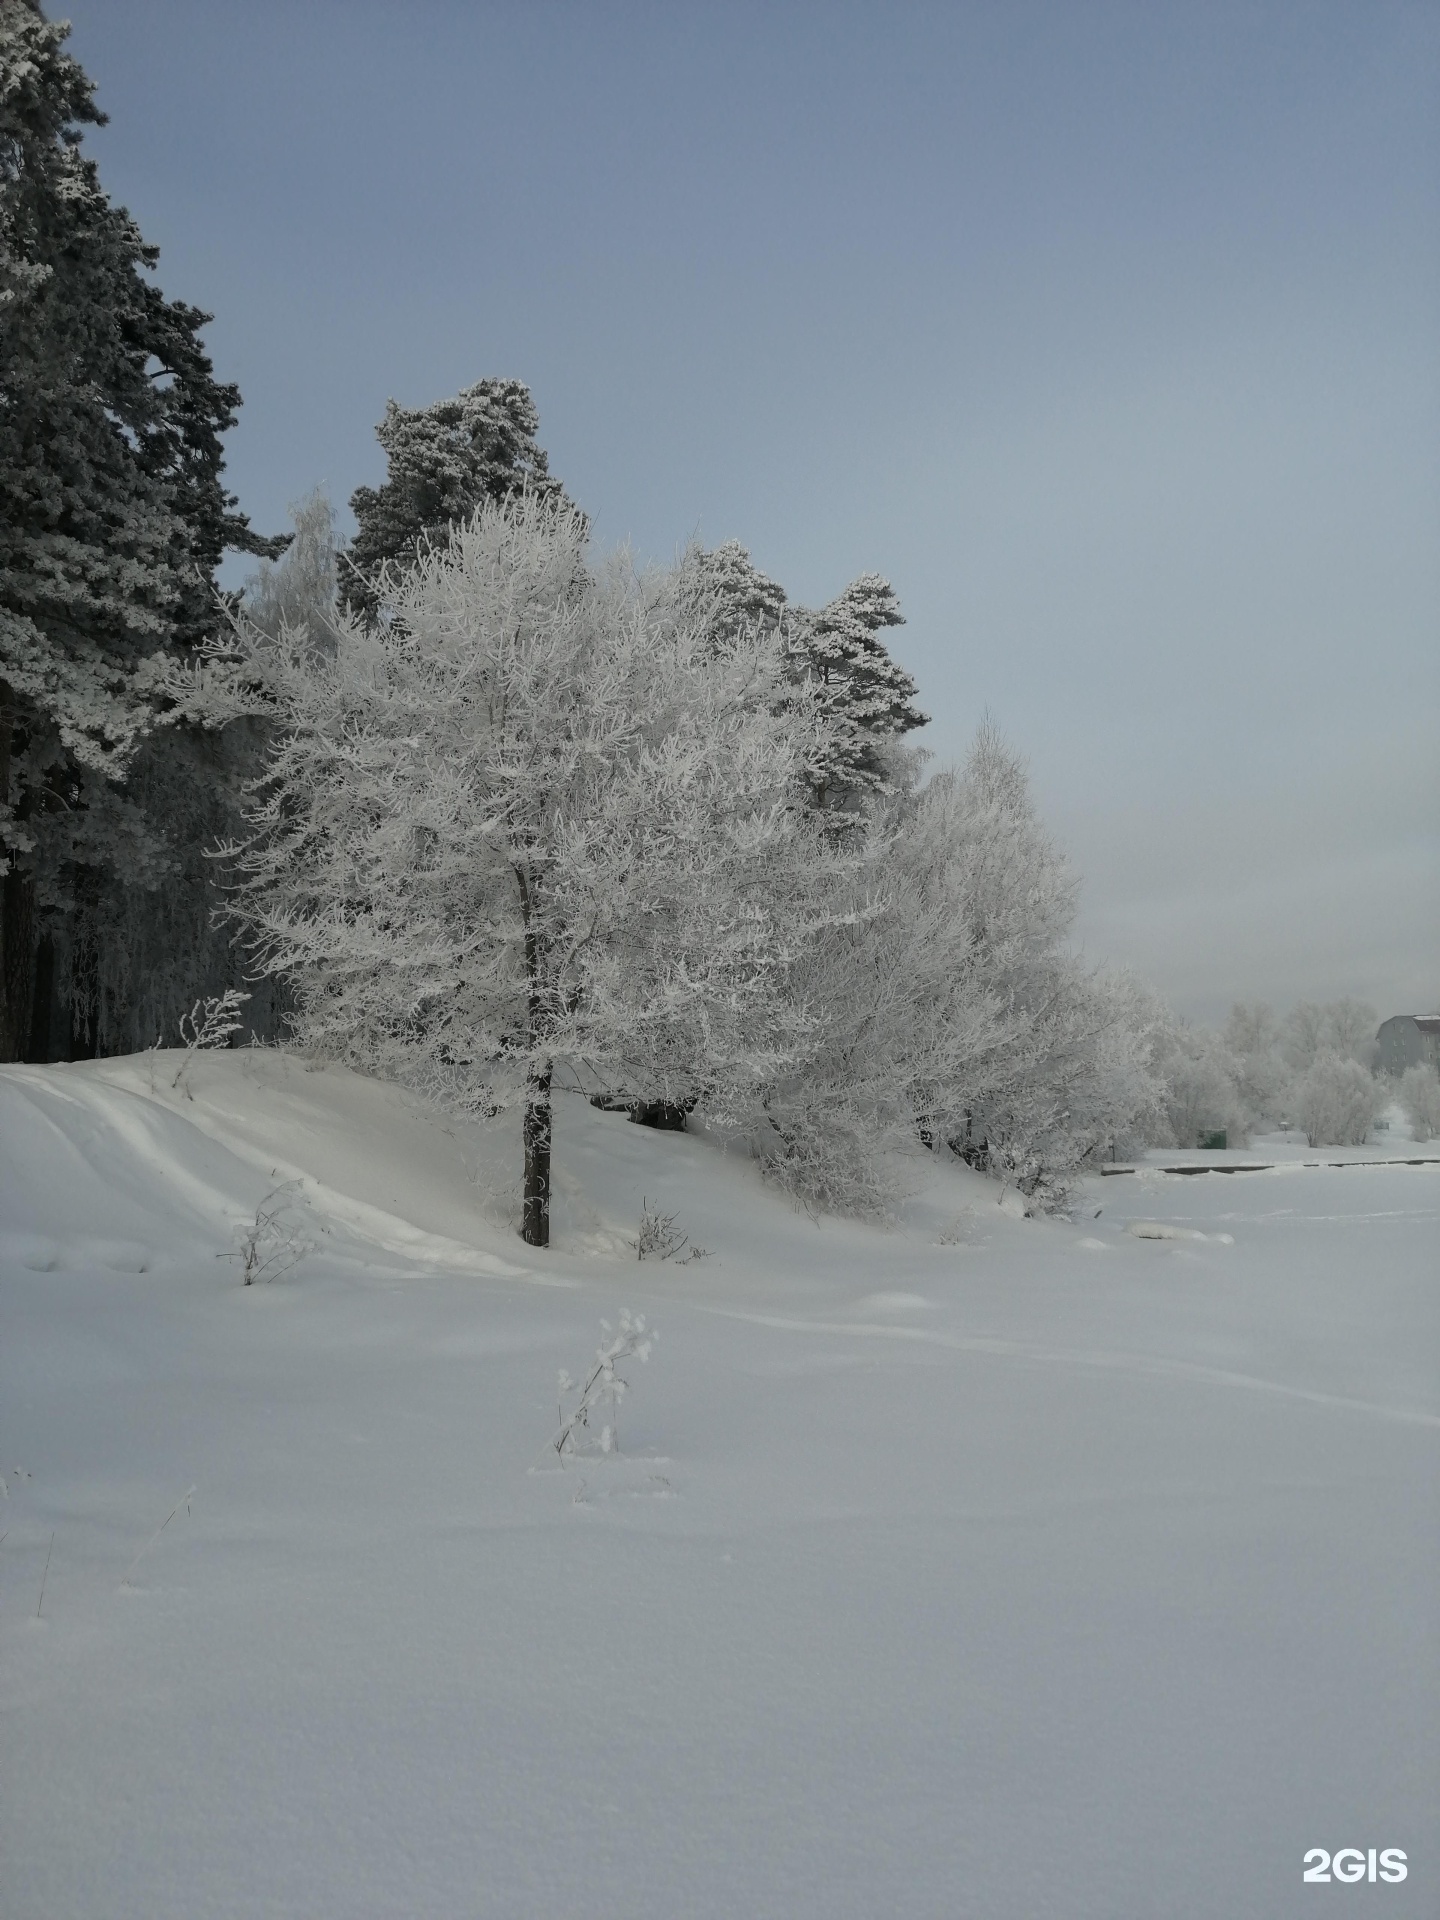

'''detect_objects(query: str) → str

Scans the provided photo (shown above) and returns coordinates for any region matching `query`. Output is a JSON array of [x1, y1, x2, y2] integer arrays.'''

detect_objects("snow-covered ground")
[[2, 1052, 1436, 1918]]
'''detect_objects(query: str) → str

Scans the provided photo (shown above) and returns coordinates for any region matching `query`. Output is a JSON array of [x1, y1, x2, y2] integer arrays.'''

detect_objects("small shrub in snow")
[[172, 988, 251, 1096], [552, 1312, 656, 1461], [1398, 1063, 1440, 1142], [1294, 1051, 1382, 1148], [937, 1207, 982, 1246], [633, 1199, 689, 1262], [224, 1181, 315, 1284]]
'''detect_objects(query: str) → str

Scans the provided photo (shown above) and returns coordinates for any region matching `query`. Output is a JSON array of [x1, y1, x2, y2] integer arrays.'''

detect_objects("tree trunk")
[[514, 863, 556, 1248], [0, 865, 35, 1063], [27, 932, 56, 1063], [0, 698, 30, 1063], [522, 1060, 553, 1247], [66, 897, 99, 1060]]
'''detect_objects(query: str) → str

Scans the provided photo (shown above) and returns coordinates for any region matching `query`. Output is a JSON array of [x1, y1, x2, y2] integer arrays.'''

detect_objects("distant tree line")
[[1145, 997, 1439, 1150]]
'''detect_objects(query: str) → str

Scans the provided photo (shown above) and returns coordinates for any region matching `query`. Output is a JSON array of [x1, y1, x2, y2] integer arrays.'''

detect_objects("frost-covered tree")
[[789, 572, 928, 810], [21, 493, 339, 1058], [0, 0, 277, 1057], [342, 380, 567, 620], [1397, 1062, 1440, 1142], [932, 728, 1163, 1198], [227, 493, 841, 1247], [1281, 998, 1378, 1074], [751, 726, 1163, 1212], [1221, 1001, 1291, 1130], [1294, 1049, 1382, 1148], [674, 542, 927, 814], [750, 770, 1013, 1213], [677, 540, 789, 647], [1149, 1021, 1248, 1149], [242, 489, 339, 646]]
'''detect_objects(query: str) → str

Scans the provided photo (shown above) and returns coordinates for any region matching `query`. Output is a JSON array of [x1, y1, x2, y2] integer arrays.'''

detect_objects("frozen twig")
[[632, 1199, 688, 1261], [172, 988, 251, 1096], [221, 1182, 316, 1284], [550, 1312, 657, 1462], [121, 1486, 196, 1587]]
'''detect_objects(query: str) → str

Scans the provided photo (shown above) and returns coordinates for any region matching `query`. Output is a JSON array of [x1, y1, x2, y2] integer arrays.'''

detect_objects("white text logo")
[[1303, 1849, 1407, 1884]]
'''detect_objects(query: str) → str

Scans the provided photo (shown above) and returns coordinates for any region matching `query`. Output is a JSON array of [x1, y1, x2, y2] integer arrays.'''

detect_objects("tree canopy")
[[0, 0, 277, 1057], [343, 378, 568, 618]]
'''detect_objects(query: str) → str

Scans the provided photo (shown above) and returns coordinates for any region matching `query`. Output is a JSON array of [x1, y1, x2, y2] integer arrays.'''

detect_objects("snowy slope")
[[2, 1052, 1436, 1919]]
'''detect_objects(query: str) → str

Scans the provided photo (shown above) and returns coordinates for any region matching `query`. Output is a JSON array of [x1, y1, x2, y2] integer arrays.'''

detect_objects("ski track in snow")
[[693, 1305, 1440, 1430]]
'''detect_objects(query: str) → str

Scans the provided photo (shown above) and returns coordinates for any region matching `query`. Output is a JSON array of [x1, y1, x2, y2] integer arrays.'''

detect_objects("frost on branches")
[[342, 381, 569, 622], [752, 726, 1164, 1214], [226, 493, 845, 1246], [227, 497, 1166, 1234], [675, 541, 927, 816]]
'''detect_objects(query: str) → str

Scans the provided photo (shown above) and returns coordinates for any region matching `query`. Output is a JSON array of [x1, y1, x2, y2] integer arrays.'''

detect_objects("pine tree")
[[677, 539, 789, 646], [343, 379, 568, 618], [0, 0, 277, 1058], [679, 543, 928, 813], [790, 572, 928, 809]]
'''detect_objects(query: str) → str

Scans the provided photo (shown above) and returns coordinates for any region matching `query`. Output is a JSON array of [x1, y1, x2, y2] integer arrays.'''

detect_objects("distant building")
[[1375, 1014, 1440, 1076]]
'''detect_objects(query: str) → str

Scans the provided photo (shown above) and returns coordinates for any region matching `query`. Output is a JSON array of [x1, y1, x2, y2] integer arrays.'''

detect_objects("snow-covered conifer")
[[788, 573, 928, 810], [676, 540, 789, 646], [673, 543, 926, 815], [343, 381, 568, 620], [0, 0, 277, 1057]]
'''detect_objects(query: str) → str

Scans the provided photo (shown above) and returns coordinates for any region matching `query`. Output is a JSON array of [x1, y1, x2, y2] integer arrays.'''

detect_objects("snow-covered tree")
[[0, 0, 277, 1058], [1397, 1062, 1440, 1142], [930, 728, 1163, 1198], [788, 572, 928, 811], [1294, 1050, 1381, 1148], [1221, 1001, 1292, 1131], [749, 771, 1012, 1214], [242, 489, 339, 645], [750, 726, 1164, 1212], [1149, 1020, 1248, 1149], [227, 493, 841, 1246], [1281, 998, 1378, 1074], [676, 540, 789, 647], [343, 380, 567, 620], [672, 542, 926, 815]]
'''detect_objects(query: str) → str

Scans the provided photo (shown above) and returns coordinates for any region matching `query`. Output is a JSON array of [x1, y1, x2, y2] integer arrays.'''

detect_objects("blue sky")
[[64, 0, 1438, 1022]]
